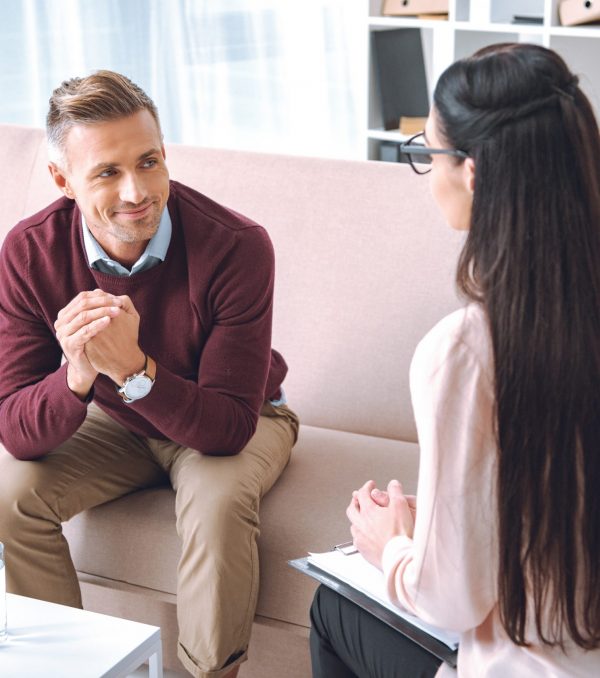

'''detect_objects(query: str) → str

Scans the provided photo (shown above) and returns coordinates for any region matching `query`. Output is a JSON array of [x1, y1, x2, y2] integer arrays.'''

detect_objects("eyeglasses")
[[400, 132, 468, 175]]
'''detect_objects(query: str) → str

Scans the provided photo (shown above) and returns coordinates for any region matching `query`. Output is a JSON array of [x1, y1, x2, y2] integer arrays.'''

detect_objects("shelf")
[[366, 1, 600, 160], [453, 20, 545, 35], [368, 16, 452, 30], [549, 25, 600, 38], [369, 18, 552, 38]]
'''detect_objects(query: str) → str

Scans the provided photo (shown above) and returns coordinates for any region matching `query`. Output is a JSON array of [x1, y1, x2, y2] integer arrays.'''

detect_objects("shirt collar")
[[81, 208, 172, 276]]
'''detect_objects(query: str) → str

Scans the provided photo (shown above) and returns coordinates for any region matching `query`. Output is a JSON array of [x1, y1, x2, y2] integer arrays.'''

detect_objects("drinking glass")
[[0, 542, 6, 643]]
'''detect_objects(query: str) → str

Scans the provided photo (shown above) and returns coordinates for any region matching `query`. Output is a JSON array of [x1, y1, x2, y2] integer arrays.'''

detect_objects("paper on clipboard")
[[307, 549, 459, 650]]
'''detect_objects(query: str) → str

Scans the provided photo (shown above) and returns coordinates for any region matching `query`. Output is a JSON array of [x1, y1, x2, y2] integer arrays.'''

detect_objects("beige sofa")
[[0, 123, 463, 677]]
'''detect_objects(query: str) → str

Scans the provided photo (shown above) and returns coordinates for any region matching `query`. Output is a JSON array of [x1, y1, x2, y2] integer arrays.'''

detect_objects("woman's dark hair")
[[434, 43, 600, 649]]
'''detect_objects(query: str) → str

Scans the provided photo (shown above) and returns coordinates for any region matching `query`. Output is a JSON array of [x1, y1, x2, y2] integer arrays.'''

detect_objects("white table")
[[0, 594, 163, 678]]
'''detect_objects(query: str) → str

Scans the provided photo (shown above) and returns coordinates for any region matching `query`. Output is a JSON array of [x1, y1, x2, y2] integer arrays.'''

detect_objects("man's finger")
[[70, 315, 111, 348], [113, 294, 138, 317], [55, 291, 122, 326], [56, 305, 120, 337]]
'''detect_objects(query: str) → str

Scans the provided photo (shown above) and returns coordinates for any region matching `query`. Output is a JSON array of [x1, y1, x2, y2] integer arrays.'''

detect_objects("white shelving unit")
[[368, 0, 600, 160]]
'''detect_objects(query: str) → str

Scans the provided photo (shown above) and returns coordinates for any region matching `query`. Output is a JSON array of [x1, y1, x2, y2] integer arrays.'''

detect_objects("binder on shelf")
[[382, 0, 449, 17], [289, 551, 459, 668], [380, 141, 402, 162], [371, 28, 430, 131], [559, 0, 600, 26]]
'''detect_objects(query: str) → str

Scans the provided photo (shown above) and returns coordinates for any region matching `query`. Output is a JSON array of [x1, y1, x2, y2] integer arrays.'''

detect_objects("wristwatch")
[[117, 355, 155, 403]]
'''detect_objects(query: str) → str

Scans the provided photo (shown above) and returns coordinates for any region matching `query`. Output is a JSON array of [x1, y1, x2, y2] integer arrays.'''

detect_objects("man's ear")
[[464, 157, 475, 194], [48, 163, 75, 199]]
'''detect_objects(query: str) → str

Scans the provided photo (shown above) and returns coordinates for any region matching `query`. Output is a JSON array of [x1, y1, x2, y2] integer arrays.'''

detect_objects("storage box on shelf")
[[367, 0, 600, 161], [382, 0, 449, 17], [559, 0, 600, 27]]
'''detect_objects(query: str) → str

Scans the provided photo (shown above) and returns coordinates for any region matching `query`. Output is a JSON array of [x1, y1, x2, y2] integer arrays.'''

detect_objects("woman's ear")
[[464, 157, 475, 194]]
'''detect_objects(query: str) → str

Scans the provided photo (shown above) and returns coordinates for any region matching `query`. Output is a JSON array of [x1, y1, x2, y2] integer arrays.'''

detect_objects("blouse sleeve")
[[382, 309, 498, 632]]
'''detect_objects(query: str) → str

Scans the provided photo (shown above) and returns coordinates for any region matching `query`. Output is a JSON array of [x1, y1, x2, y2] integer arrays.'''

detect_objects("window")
[[0, 0, 365, 159]]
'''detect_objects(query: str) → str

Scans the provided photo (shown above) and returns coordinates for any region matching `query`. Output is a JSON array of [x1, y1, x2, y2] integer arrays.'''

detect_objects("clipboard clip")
[[333, 540, 358, 556]]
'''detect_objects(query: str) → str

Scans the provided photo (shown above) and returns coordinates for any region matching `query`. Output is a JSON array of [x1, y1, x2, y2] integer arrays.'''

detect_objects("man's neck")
[[99, 240, 148, 269], [87, 224, 148, 268]]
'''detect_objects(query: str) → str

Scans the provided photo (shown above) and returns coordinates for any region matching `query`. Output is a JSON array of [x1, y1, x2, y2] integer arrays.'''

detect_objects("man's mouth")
[[114, 202, 154, 219]]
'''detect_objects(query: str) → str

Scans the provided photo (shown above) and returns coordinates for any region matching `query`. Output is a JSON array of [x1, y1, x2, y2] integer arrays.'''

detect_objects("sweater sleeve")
[[382, 310, 498, 632], [126, 225, 277, 455], [0, 231, 89, 460]]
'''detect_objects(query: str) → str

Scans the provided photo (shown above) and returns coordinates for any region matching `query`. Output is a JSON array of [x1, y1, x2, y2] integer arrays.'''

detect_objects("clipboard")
[[289, 556, 458, 668]]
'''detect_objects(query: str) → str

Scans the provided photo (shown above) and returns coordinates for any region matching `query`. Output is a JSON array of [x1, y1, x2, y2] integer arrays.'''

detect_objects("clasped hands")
[[346, 479, 416, 571], [54, 289, 145, 399]]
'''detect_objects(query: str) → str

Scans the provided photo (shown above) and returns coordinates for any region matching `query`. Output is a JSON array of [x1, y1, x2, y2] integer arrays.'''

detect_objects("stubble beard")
[[108, 201, 162, 244]]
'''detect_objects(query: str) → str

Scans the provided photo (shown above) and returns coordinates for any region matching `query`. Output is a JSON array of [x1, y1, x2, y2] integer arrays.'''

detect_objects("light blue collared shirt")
[[82, 208, 172, 276]]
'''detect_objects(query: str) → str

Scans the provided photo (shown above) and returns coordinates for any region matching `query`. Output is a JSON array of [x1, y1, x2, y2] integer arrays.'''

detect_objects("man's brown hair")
[[46, 70, 161, 167]]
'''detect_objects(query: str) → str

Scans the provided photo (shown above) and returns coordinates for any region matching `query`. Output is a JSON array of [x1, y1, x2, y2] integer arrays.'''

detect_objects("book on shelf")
[[289, 547, 459, 667], [371, 28, 430, 131], [511, 15, 543, 25]]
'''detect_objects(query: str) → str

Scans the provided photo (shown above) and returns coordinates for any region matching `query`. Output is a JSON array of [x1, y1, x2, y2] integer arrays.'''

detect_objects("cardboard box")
[[399, 116, 427, 134], [559, 0, 600, 26], [382, 0, 449, 16]]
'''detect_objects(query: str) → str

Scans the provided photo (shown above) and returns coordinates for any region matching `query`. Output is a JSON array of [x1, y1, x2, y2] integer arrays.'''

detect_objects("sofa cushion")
[[63, 424, 419, 628], [165, 147, 464, 443]]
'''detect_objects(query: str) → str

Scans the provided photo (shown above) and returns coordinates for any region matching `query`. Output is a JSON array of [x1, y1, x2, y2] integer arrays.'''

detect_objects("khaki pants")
[[0, 401, 299, 678]]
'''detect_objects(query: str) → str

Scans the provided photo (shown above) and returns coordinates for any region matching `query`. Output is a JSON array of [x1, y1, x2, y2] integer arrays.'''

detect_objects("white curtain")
[[0, 0, 366, 159]]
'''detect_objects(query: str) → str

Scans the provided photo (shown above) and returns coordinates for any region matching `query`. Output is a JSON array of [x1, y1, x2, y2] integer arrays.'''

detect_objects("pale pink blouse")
[[382, 304, 600, 676]]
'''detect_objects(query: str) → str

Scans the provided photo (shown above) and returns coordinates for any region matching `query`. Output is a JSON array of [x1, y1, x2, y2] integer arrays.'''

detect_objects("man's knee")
[[177, 479, 259, 544], [0, 452, 56, 537]]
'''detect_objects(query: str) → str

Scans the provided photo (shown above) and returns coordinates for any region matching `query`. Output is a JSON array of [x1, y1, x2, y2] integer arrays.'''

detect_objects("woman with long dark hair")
[[309, 43, 600, 677]]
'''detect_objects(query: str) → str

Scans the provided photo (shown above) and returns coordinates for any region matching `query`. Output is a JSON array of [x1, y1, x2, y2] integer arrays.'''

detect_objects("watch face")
[[123, 375, 153, 400]]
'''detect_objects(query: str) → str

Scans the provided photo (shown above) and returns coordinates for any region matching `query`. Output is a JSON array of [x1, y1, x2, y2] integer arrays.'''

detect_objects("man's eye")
[[142, 159, 157, 168], [98, 168, 116, 178]]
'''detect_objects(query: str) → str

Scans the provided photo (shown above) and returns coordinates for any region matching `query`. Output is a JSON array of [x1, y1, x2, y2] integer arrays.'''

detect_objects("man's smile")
[[113, 201, 155, 220]]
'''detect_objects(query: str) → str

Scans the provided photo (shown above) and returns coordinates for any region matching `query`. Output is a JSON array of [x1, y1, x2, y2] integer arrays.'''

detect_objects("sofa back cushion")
[[0, 125, 463, 442]]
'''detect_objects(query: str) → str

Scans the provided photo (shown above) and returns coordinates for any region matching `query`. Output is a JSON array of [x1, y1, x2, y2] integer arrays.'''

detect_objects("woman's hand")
[[370, 487, 417, 521], [346, 479, 415, 570]]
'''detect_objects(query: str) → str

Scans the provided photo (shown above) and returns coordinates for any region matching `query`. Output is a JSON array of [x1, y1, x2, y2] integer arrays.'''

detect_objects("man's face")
[[51, 109, 170, 257]]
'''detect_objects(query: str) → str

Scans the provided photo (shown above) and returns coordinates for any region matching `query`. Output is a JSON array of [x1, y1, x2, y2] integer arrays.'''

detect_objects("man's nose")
[[118, 173, 147, 205]]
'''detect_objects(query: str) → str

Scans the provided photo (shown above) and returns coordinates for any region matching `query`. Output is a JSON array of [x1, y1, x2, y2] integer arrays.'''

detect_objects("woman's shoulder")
[[413, 303, 493, 381]]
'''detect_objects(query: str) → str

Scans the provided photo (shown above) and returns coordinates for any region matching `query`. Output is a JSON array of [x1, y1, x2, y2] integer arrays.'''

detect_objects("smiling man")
[[0, 71, 298, 678]]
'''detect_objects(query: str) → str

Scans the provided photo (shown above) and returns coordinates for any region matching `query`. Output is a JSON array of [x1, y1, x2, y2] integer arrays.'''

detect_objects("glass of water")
[[0, 541, 6, 642]]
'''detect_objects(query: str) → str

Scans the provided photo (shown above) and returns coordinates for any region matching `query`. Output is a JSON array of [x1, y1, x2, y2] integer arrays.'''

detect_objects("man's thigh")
[[156, 403, 298, 509], [0, 403, 166, 522]]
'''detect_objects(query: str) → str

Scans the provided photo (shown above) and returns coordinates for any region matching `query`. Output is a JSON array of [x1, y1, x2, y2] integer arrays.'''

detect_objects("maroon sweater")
[[0, 180, 287, 460]]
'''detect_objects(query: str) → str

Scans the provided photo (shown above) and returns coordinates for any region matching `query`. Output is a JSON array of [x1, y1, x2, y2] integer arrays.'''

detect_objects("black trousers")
[[310, 585, 443, 678]]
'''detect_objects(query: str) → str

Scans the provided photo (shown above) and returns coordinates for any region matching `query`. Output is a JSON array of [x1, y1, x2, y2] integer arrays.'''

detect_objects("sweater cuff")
[[382, 534, 414, 609], [54, 362, 94, 411], [382, 534, 413, 578]]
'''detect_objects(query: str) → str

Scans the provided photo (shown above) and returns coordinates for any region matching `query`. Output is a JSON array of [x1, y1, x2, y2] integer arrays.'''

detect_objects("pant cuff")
[[177, 642, 248, 678]]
